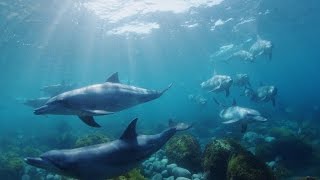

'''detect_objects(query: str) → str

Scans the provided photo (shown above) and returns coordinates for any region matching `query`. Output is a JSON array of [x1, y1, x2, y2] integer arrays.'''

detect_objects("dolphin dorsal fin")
[[120, 118, 138, 141], [106, 72, 120, 83], [232, 99, 237, 106]]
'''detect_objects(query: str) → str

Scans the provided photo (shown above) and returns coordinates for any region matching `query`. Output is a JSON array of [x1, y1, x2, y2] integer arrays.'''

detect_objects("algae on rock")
[[165, 134, 202, 172]]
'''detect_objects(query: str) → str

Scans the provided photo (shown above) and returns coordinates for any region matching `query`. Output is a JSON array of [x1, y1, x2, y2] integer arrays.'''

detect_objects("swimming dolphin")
[[245, 85, 278, 107], [249, 36, 273, 60], [34, 72, 172, 127], [227, 50, 255, 63], [201, 75, 233, 97], [41, 82, 75, 96], [24, 118, 192, 180], [214, 99, 267, 133], [23, 97, 51, 108], [233, 73, 251, 88]]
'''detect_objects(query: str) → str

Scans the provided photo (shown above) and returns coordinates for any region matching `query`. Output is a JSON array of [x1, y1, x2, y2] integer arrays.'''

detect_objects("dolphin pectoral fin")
[[241, 123, 248, 133], [120, 118, 138, 141], [253, 116, 267, 122], [175, 122, 192, 131], [222, 119, 240, 124], [106, 72, 120, 83], [82, 109, 114, 116], [160, 83, 173, 95], [78, 116, 101, 128], [210, 86, 220, 93]]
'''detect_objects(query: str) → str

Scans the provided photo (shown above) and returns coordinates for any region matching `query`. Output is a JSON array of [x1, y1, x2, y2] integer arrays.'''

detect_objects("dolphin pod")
[[34, 72, 172, 127], [25, 118, 192, 180]]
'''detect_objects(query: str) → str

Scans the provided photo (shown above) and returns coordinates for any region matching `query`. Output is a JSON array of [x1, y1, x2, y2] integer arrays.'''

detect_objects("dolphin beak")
[[24, 157, 49, 168], [34, 105, 49, 115], [25, 157, 59, 170]]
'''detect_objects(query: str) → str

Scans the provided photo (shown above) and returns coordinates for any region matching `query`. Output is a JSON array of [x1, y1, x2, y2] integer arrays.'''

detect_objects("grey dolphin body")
[[227, 50, 255, 63], [34, 73, 172, 127], [201, 75, 233, 97], [41, 82, 75, 96], [25, 118, 191, 180], [215, 99, 267, 133], [233, 74, 251, 88], [246, 85, 278, 107], [249, 37, 273, 60]]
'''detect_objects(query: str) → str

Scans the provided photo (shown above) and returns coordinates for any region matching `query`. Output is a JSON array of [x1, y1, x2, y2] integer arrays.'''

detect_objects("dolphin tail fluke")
[[161, 83, 173, 95], [253, 116, 267, 122], [174, 122, 192, 131], [78, 116, 101, 128]]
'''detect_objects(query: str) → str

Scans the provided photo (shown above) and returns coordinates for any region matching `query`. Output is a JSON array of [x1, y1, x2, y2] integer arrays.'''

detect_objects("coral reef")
[[203, 139, 275, 180], [142, 150, 205, 180], [227, 151, 275, 180], [256, 134, 314, 169], [110, 168, 146, 180], [0, 152, 24, 180], [164, 134, 202, 172], [202, 139, 236, 180], [269, 127, 295, 138]]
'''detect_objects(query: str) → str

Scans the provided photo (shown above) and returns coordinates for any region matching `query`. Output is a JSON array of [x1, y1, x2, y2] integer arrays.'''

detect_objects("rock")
[[153, 161, 165, 172], [143, 169, 152, 177], [167, 163, 178, 173], [172, 167, 191, 178], [164, 176, 175, 180], [176, 177, 191, 180], [157, 149, 165, 159], [242, 132, 264, 146], [161, 170, 169, 178], [53, 174, 61, 180], [193, 173, 205, 180], [203, 139, 235, 180], [21, 174, 30, 180], [265, 136, 275, 142], [46, 174, 54, 180], [165, 134, 202, 172], [151, 173, 162, 180], [192, 174, 200, 179], [227, 151, 275, 180], [149, 157, 156, 162], [203, 139, 275, 180], [161, 158, 169, 165]]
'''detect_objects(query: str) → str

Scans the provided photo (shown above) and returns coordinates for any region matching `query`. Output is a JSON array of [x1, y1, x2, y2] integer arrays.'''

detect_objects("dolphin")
[[34, 72, 172, 127], [23, 97, 51, 108], [249, 36, 273, 60], [41, 82, 75, 96], [201, 75, 233, 97], [245, 85, 278, 107], [226, 50, 255, 63], [233, 73, 251, 88], [24, 118, 192, 180], [214, 99, 267, 133]]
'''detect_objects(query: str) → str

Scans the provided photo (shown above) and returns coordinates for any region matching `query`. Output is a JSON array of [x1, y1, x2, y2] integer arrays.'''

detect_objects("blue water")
[[1, 0, 320, 179]]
